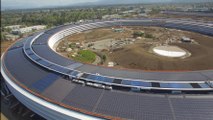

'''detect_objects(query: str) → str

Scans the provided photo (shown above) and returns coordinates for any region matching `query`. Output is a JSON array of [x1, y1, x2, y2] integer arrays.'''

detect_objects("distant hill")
[[71, 0, 213, 8], [95, 0, 172, 5], [2, 0, 212, 10], [95, 0, 212, 5], [171, 0, 213, 3]]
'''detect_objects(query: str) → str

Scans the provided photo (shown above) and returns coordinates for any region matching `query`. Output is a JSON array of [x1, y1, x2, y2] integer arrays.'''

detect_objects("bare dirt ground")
[[58, 27, 133, 45], [1, 41, 16, 54], [109, 32, 213, 70], [58, 26, 213, 71]]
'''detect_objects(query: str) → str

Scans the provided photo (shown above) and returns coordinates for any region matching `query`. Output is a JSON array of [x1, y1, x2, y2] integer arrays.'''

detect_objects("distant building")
[[102, 14, 121, 19], [192, 7, 210, 12], [112, 28, 124, 32], [144, 9, 152, 13], [5, 34, 19, 41], [122, 8, 140, 15], [4, 25, 21, 30], [78, 20, 85, 23], [12, 25, 46, 35], [31, 25, 46, 31], [138, 13, 148, 17]]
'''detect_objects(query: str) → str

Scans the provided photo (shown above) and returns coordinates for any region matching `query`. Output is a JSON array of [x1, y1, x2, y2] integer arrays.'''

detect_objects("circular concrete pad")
[[153, 46, 187, 58]]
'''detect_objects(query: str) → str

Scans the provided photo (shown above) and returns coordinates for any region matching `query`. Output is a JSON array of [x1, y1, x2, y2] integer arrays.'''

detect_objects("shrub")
[[133, 31, 144, 38], [145, 33, 154, 39]]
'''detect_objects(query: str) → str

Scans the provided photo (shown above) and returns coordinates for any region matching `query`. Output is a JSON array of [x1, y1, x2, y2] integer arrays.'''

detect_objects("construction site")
[[57, 26, 213, 71]]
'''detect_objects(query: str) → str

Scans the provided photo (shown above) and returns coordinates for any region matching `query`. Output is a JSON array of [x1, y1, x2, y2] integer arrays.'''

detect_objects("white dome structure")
[[153, 46, 187, 58]]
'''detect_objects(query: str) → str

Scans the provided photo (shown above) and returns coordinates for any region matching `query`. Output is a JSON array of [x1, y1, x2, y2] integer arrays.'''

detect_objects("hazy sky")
[[2, 0, 99, 9]]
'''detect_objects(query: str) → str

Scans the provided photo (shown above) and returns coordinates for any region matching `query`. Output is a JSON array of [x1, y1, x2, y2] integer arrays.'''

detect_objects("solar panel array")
[[60, 85, 213, 120], [62, 85, 104, 111], [31, 73, 60, 92], [22, 18, 213, 93], [171, 98, 213, 120], [95, 91, 173, 120], [164, 23, 213, 36], [4, 47, 50, 87]]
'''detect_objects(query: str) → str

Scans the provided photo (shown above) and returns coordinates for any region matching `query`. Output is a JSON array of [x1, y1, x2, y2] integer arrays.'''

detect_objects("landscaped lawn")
[[70, 50, 96, 63]]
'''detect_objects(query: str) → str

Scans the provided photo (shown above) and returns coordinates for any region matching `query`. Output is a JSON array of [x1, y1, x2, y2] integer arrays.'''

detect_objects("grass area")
[[70, 50, 96, 63]]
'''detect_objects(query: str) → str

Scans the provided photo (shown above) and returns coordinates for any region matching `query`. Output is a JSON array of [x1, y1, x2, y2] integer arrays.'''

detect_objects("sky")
[[1, 0, 99, 9], [2, 0, 212, 10]]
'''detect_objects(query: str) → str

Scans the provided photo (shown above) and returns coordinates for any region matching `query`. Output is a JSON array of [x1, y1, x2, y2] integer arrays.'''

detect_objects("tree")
[[1, 33, 6, 41]]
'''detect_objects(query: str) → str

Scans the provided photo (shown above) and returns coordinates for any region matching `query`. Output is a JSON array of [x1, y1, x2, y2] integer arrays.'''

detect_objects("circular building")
[[1, 18, 213, 120]]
